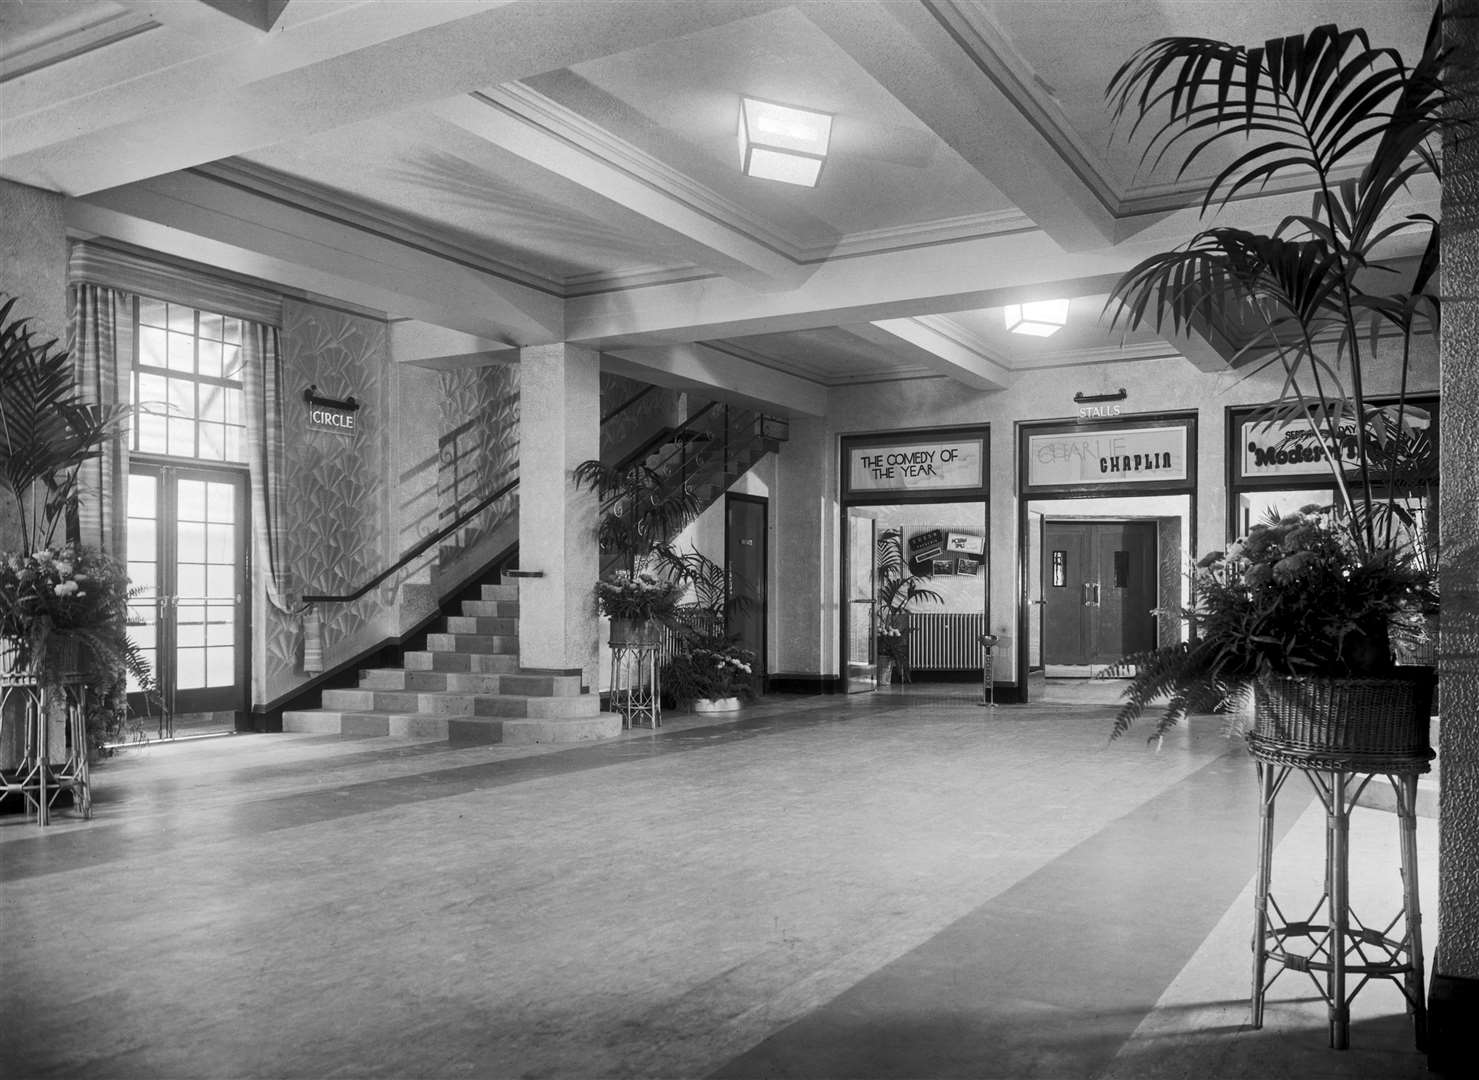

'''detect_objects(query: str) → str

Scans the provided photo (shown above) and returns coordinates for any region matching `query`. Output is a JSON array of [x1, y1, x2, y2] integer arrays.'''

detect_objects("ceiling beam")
[[604, 343, 828, 417], [852, 318, 1012, 390], [3, 0, 785, 195], [567, 231, 1139, 347], [429, 94, 806, 289], [389, 321, 518, 370], [803, 0, 1116, 252], [67, 172, 564, 343]]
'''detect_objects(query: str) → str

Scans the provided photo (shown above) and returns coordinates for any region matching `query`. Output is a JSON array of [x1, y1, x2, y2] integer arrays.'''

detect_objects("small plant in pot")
[[663, 635, 756, 712]]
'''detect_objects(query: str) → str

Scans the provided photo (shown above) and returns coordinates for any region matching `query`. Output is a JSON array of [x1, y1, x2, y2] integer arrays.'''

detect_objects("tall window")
[[132, 297, 246, 462]]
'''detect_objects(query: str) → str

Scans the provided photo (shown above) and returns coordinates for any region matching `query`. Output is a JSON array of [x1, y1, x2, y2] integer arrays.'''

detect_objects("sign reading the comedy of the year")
[[1026, 425, 1187, 488], [847, 438, 984, 494]]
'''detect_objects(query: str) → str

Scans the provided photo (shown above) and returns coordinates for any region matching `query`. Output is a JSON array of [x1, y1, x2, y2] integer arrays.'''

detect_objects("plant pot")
[[1249, 670, 1435, 772], [609, 618, 661, 646], [694, 696, 741, 713]]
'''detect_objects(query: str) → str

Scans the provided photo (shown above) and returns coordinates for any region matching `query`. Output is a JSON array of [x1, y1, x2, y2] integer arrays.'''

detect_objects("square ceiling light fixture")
[[738, 96, 832, 187], [1003, 299, 1071, 337]]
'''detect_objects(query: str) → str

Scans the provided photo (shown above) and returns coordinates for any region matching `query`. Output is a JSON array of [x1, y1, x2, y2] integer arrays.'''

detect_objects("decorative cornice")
[[1, 11, 159, 84]]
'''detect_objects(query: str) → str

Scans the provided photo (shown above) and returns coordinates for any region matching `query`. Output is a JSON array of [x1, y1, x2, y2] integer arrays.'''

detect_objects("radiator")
[[909, 611, 989, 670]]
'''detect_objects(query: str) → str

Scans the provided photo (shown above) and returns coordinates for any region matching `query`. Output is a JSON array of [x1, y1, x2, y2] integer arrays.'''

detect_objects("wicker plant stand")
[[1247, 673, 1433, 1051]]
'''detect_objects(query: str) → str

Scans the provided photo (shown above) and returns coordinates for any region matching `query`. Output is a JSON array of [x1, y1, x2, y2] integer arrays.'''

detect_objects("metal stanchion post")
[[976, 633, 998, 708]]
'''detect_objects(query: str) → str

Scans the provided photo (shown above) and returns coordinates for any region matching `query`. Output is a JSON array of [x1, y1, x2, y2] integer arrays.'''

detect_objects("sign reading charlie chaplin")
[[1027, 425, 1188, 488]]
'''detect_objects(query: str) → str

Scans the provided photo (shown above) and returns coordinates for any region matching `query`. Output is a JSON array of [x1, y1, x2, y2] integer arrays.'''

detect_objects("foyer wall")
[[779, 341, 1438, 688]]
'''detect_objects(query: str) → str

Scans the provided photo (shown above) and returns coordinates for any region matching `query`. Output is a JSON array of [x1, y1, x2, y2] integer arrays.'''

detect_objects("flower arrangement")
[[1106, 508, 1436, 741], [594, 569, 685, 621], [1, 543, 152, 752], [662, 636, 756, 705]]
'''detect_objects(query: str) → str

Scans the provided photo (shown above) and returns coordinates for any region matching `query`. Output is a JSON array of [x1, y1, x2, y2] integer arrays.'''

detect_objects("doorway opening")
[[844, 502, 988, 692], [1026, 493, 1191, 702], [126, 464, 249, 739]]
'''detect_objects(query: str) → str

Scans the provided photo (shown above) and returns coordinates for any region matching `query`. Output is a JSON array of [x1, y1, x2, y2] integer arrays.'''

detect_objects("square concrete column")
[[517, 343, 600, 688]]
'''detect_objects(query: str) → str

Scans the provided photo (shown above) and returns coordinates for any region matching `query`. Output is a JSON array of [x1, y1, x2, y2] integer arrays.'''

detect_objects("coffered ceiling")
[[0, 0, 1437, 415]]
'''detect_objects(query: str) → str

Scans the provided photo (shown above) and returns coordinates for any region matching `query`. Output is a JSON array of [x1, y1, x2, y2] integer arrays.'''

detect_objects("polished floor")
[[1, 683, 1437, 1079]]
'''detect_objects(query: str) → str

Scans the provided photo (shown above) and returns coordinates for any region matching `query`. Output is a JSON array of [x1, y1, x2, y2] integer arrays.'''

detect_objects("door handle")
[[1092, 583, 1101, 606]]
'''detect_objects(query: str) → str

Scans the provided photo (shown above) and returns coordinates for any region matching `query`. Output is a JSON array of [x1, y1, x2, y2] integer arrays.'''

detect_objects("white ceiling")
[[0, 0, 1437, 415]]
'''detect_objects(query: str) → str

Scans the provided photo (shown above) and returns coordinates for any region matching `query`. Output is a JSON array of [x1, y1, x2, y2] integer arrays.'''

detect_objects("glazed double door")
[[127, 464, 248, 729], [1042, 521, 1157, 668]]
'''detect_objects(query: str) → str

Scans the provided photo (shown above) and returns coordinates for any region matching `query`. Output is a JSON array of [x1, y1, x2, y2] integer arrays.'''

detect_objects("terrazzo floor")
[[1, 683, 1437, 1079]]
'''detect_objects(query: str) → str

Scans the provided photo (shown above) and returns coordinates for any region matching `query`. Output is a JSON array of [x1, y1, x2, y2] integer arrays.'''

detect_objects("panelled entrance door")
[[127, 464, 249, 732], [726, 494, 767, 688], [1042, 521, 1157, 669]]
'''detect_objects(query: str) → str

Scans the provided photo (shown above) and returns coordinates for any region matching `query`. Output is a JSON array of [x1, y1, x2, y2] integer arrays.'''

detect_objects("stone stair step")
[[424, 632, 519, 655], [446, 717, 505, 746], [474, 693, 601, 720], [404, 651, 519, 674], [500, 714, 622, 745], [497, 673, 585, 697], [444, 615, 518, 636], [460, 600, 519, 618], [321, 688, 480, 715], [282, 710, 452, 739], [359, 668, 451, 691], [480, 583, 518, 603]]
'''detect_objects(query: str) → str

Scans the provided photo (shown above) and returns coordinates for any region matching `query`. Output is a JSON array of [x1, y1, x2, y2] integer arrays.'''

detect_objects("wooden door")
[[725, 494, 767, 686], [1042, 521, 1157, 668]]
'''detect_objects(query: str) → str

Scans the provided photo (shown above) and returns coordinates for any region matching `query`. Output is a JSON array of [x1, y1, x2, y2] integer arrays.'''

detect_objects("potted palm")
[[875, 528, 942, 684], [1101, 6, 1454, 747], [0, 294, 149, 755], [653, 545, 758, 710]]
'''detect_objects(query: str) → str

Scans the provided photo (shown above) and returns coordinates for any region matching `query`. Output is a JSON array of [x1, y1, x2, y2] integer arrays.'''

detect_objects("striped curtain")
[[69, 284, 132, 556], [242, 322, 295, 614]]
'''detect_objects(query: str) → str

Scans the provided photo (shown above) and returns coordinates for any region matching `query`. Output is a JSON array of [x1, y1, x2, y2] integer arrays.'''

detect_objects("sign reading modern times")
[[1026, 425, 1189, 488], [1238, 416, 1431, 480], [847, 438, 984, 494]]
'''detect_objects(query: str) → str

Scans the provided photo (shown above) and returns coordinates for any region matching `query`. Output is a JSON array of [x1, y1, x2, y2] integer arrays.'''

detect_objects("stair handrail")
[[302, 474, 519, 606]]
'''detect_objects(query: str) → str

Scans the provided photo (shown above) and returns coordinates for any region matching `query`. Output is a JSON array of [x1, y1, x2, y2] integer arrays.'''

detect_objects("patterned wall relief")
[[438, 364, 519, 558], [263, 299, 391, 698]]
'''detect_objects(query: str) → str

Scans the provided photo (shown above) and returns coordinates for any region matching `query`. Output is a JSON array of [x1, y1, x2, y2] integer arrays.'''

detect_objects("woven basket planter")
[[609, 617, 661, 646], [1249, 670, 1435, 773]]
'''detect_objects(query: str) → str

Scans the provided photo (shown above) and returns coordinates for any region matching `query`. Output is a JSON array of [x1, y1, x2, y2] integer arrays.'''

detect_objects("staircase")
[[282, 397, 785, 744], [282, 580, 615, 743]]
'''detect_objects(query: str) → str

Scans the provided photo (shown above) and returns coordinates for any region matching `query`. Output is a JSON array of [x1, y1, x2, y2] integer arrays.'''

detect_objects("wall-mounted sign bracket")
[[1073, 388, 1127, 404], [304, 385, 360, 411]]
